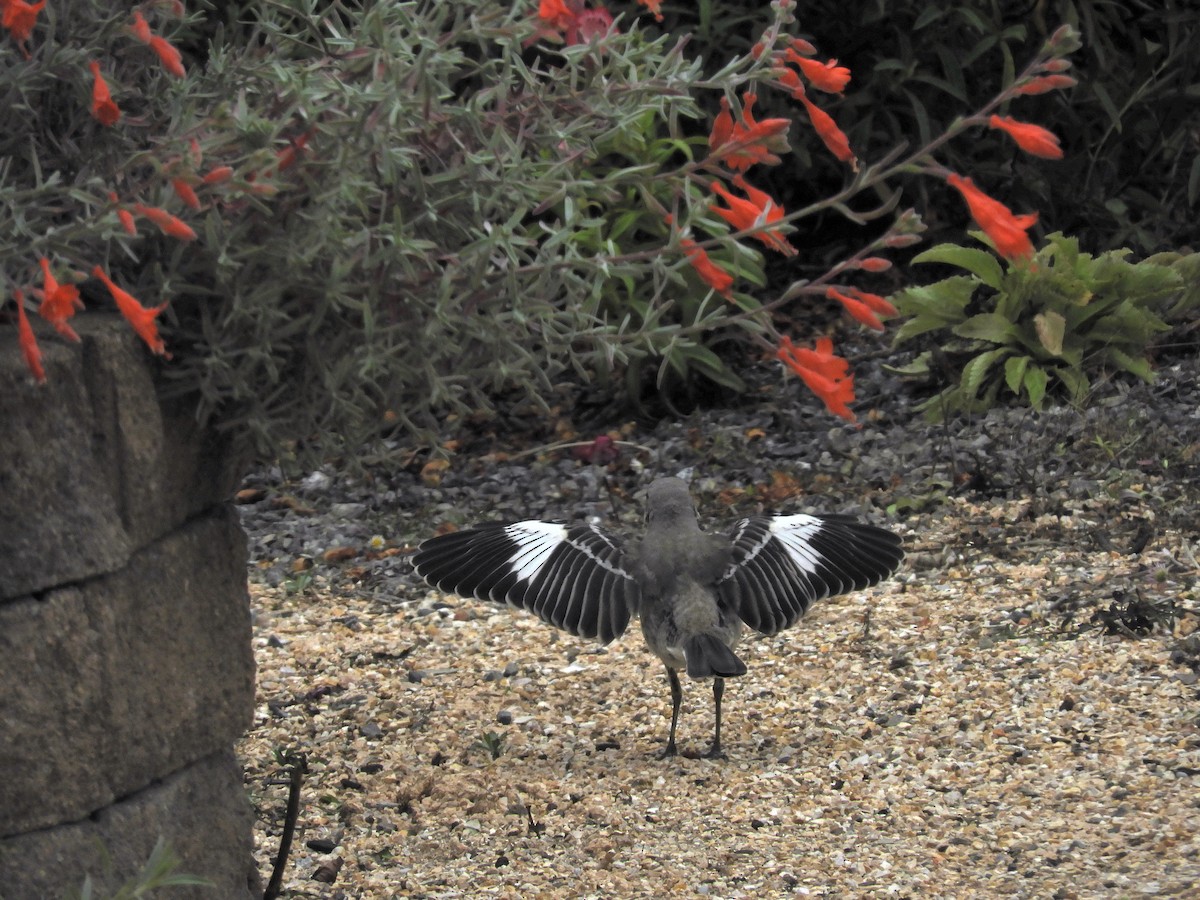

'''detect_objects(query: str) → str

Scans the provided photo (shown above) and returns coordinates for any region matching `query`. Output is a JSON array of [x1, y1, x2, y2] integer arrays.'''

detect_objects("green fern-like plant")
[[890, 233, 1198, 419]]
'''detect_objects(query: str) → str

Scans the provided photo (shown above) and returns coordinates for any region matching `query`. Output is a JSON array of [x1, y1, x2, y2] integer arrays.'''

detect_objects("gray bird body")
[[412, 476, 905, 757], [634, 479, 743, 678]]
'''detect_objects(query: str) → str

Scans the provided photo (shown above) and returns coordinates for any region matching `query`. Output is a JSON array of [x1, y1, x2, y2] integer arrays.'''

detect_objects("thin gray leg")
[[707, 677, 726, 759], [659, 666, 682, 758]]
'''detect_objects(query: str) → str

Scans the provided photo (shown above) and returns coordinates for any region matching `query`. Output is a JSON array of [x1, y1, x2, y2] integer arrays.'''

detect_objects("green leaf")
[[960, 347, 1009, 400], [1023, 365, 1049, 409], [884, 351, 933, 376], [1004, 355, 1029, 395], [1056, 365, 1090, 403], [912, 243, 1004, 289], [892, 315, 953, 345], [1106, 347, 1155, 382], [953, 313, 1018, 343]]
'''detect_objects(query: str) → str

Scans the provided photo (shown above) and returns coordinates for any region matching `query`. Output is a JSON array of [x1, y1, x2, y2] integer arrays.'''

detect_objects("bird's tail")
[[684, 633, 747, 679]]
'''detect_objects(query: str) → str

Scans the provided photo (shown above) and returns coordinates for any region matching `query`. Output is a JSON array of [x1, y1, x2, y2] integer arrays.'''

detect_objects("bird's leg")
[[706, 676, 726, 759], [658, 666, 682, 758]]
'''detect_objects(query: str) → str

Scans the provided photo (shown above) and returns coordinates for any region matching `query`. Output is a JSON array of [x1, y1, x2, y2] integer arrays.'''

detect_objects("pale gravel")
[[238, 495, 1199, 898], [236, 351, 1200, 897]]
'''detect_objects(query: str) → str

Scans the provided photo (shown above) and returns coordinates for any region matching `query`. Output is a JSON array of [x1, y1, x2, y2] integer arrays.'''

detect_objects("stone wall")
[[0, 315, 260, 898]]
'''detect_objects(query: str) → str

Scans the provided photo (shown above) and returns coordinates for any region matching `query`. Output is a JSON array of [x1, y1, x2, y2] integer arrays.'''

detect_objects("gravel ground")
[[236, 352, 1200, 898]]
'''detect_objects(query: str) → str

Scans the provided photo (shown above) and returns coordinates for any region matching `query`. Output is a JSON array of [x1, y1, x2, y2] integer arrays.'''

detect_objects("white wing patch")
[[767, 515, 825, 574], [504, 521, 569, 581]]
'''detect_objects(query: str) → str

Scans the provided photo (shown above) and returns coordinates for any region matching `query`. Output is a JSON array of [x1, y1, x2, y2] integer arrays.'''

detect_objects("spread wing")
[[411, 521, 637, 643], [716, 514, 904, 635]]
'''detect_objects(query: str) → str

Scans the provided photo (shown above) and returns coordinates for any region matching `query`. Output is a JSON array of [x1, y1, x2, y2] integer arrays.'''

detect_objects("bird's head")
[[644, 476, 699, 526]]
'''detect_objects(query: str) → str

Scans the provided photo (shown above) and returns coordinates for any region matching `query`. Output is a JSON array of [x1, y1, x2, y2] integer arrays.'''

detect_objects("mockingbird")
[[412, 476, 904, 758]]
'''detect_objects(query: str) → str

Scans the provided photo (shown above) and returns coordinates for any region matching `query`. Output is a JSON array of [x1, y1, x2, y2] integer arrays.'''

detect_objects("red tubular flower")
[[538, 0, 572, 28], [789, 37, 817, 57], [795, 86, 856, 166], [845, 286, 898, 316], [1012, 74, 1077, 96], [826, 286, 897, 331], [987, 114, 1063, 159], [708, 94, 790, 172], [109, 191, 138, 236], [12, 289, 46, 383], [773, 66, 805, 99], [149, 35, 185, 77], [534, 0, 612, 47], [636, 0, 663, 20], [201, 165, 234, 185], [91, 266, 170, 357], [172, 178, 201, 210], [826, 287, 882, 331], [777, 335, 855, 421], [134, 203, 197, 241], [88, 61, 121, 126], [855, 257, 892, 272], [786, 50, 851, 94], [2, 0, 45, 47], [131, 9, 153, 43], [680, 237, 734, 298], [275, 132, 312, 172], [710, 177, 797, 257], [946, 173, 1037, 261], [38, 257, 83, 341]]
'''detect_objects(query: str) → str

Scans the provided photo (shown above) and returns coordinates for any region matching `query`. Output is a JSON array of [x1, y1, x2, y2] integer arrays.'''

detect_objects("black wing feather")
[[718, 514, 904, 636], [412, 521, 636, 643]]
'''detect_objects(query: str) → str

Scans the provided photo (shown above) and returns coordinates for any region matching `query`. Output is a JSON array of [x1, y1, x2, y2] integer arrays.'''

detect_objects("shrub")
[[672, 0, 1200, 258], [3, 0, 1080, 461]]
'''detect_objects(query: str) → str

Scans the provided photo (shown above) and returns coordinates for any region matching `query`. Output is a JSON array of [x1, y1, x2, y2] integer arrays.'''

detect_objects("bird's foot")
[[705, 743, 726, 760], [657, 741, 678, 759]]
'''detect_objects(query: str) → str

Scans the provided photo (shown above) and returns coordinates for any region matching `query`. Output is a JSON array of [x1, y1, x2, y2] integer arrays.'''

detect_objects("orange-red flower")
[[789, 37, 817, 57], [88, 61, 121, 127], [708, 93, 791, 172], [275, 131, 312, 172], [129, 9, 186, 76], [710, 176, 797, 257], [680, 237, 734, 298], [201, 165, 234, 185], [38, 257, 83, 341], [131, 9, 153, 43], [987, 114, 1063, 159], [12, 289, 45, 383], [636, 0, 662, 19], [534, 0, 613, 47], [1, 0, 44, 47], [134, 203, 197, 241], [855, 257, 892, 272], [946, 173, 1037, 261], [1012, 73, 1077, 96], [826, 286, 897, 331], [150, 35, 185, 77], [538, 0, 572, 28], [109, 191, 138, 236], [172, 178, 201, 210], [794, 84, 855, 166], [785, 49, 851, 94], [777, 335, 855, 421], [91, 266, 170, 357]]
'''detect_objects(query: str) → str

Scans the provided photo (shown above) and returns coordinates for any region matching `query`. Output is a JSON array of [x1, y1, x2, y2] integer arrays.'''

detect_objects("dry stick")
[[264, 752, 308, 900]]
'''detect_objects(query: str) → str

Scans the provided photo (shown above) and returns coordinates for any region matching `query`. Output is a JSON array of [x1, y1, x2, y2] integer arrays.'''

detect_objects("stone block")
[[0, 750, 260, 900], [0, 508, 255, 836], [0, 314, 248, 601]]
